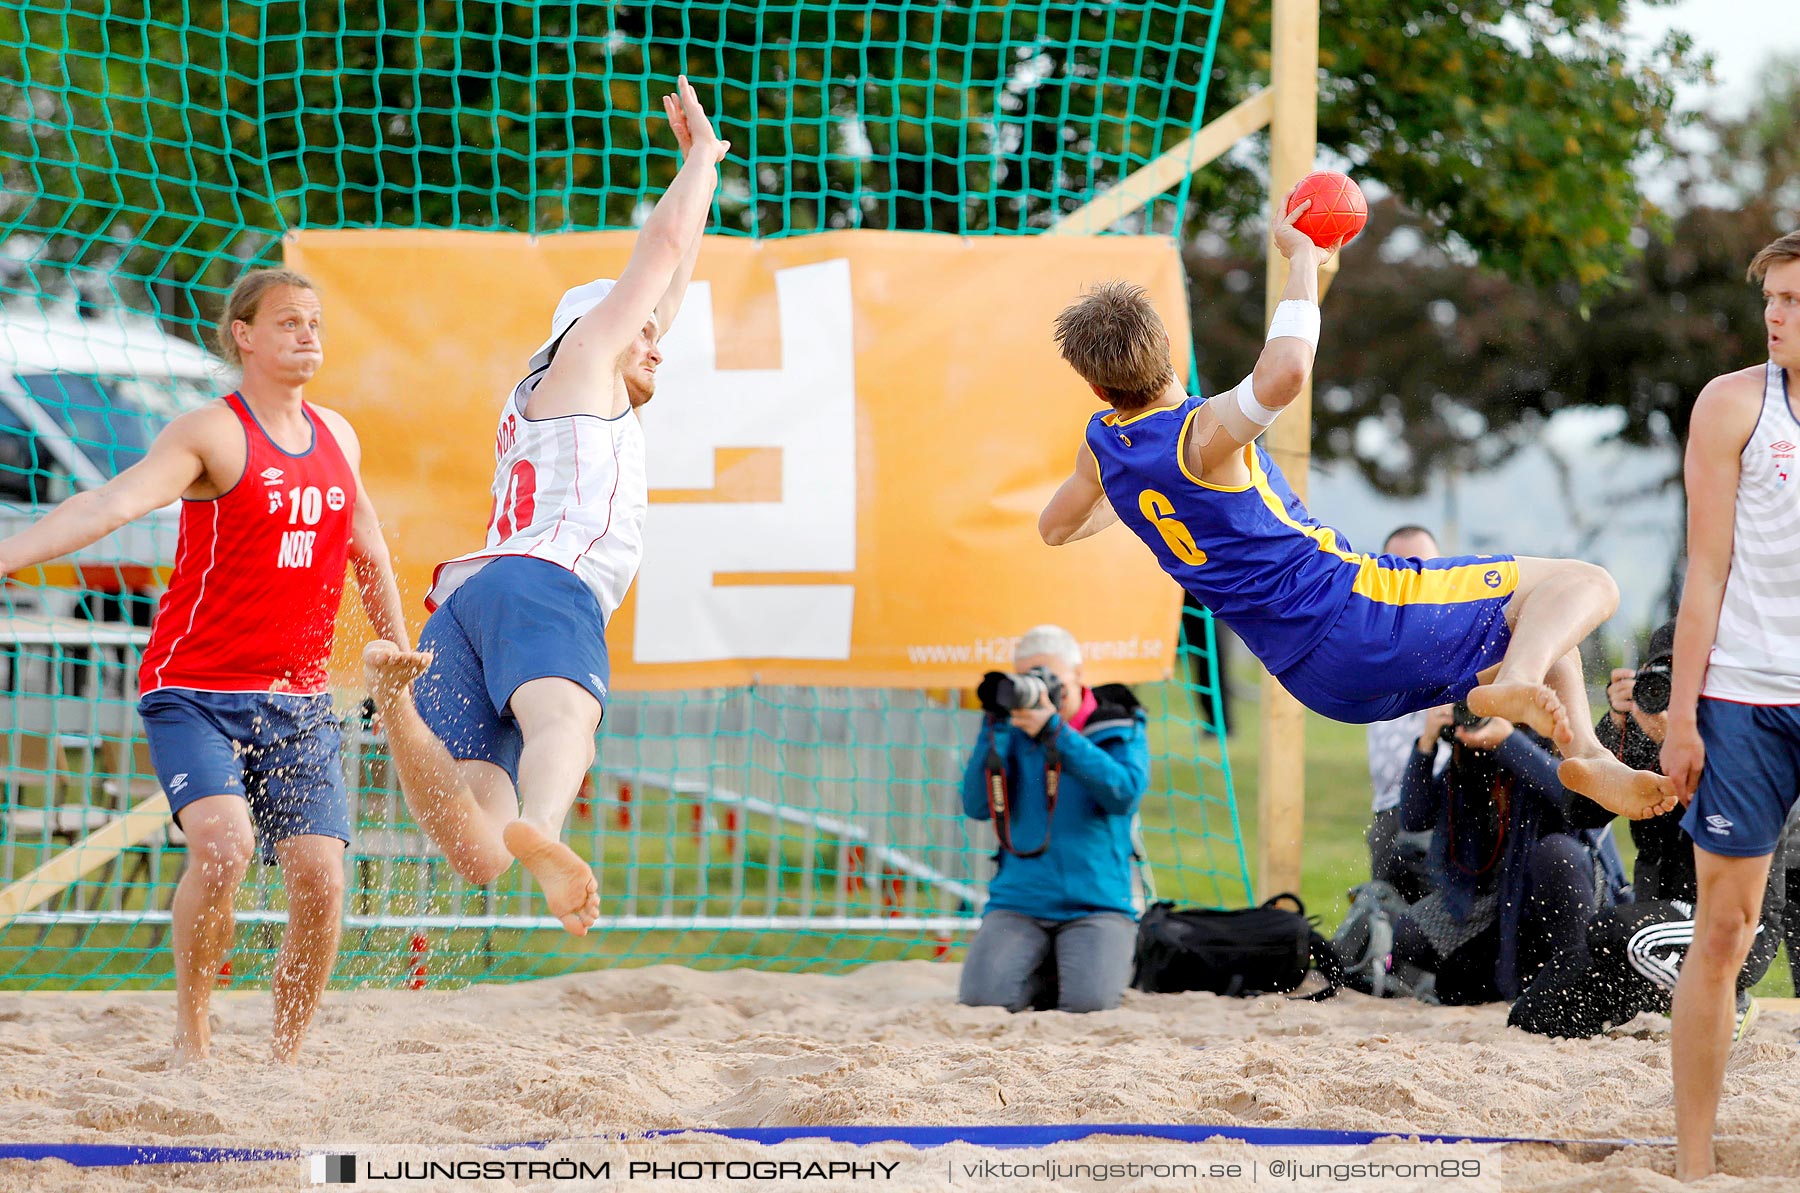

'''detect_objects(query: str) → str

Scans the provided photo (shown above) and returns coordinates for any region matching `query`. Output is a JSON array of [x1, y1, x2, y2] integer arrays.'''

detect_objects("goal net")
[[0, 1, 1245, 990]]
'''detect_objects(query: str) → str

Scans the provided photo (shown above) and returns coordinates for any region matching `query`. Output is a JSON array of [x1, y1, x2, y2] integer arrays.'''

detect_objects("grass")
[[3, 672, 1791, 997]]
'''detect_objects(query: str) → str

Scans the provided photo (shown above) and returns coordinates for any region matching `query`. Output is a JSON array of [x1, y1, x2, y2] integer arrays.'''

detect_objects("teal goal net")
[[0, 2, 1245, 990]]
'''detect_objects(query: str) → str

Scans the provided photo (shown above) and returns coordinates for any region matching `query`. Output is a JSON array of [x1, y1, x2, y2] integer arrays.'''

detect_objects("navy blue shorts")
[[1683, 697, 1800, 857], [414, 555, 610, 783], [1275, 554, 1517, 724], [138, 689, 349, 864]]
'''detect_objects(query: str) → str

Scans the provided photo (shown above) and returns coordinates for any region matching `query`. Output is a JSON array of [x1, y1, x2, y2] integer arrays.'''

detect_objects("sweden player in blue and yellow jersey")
[[1037, 197, 1675, 822]]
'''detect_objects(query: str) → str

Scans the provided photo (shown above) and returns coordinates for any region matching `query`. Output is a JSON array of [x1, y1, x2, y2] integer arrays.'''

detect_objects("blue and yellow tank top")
[[1086, 395, 1504, 674]]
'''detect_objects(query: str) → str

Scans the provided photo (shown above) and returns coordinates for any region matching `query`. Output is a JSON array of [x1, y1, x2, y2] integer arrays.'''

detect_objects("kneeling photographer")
[[1392, 702, 1625, 1006], [1512, 622, 1795, 1037], [958, 625, 1149, 1014]]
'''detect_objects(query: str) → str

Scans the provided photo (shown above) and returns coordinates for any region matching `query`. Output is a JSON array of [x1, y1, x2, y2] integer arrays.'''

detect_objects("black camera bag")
[[1131, 894, 1341, 999]]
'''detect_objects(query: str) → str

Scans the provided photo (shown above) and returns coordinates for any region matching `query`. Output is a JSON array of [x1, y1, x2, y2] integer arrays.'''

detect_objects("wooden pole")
[[1257, 0, 1320, 900], [0, 793, 170, 930], [1046, 90, 1274, 236]]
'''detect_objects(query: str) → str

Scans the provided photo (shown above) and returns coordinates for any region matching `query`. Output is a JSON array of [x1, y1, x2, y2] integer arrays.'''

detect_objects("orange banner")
[[286, 229, 1189, 690]]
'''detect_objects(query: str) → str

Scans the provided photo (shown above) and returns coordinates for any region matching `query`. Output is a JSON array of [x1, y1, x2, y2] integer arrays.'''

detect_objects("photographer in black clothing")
[[1512, 622, 1793, 1037], [1511, 822, 1792, 1038], [1391, 705, 1627, 1006]]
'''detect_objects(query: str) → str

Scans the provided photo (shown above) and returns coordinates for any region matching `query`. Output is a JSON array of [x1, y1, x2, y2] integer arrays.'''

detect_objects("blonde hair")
[[1052, 281, 1176, 412], [214, 268, 315, 367], [1749, 231, 1800, 283]]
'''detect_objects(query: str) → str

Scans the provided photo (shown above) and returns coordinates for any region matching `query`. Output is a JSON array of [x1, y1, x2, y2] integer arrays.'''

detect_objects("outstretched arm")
[[1252, 204, 1329, 410], [0, 411, 208, 573], [653, 91, 708, 336], [1187, 198, 1336, 478], [529, 76, 729, 419], [1663, 372, 1761, 800], [1039, 442, 1117, 546]]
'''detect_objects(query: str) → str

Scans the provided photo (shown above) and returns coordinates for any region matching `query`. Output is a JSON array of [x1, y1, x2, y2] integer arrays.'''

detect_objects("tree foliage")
[[1, 0, 1707, 336], [1185, 58, 1798, 498], [1201, 0, 1705, 289]]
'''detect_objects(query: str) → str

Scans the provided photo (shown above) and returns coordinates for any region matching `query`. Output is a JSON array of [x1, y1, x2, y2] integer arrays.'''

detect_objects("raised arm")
[[653, 90, 707, 336], [1039, 442, 1118, 546], [1187, 198, 1335, 478], [1663, 371, 1762, 800], [528, 76, 729, 420], [0, 410, 210, 573]]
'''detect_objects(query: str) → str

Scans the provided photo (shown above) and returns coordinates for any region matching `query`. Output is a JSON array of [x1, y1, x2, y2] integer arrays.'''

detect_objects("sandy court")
[[2, 961, 1798, 1191]]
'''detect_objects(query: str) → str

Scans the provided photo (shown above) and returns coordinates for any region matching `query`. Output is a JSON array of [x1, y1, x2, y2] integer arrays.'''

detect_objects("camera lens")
[[1634, 663, 1672, 716], [996, 673, 1048, 710], [1451, 701, 1489, 730]]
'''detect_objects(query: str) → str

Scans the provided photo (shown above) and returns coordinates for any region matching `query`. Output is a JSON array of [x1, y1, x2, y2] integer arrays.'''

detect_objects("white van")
[[0, 306, 223, 622]]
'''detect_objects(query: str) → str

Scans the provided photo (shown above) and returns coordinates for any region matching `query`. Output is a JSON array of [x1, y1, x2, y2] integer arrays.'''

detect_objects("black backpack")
[[1131, 894, 1342, 1000]]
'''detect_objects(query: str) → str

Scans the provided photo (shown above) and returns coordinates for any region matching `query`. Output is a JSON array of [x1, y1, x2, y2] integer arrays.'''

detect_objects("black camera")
[[1633, 657, 1673, 716], [978, 666, 1067, 717], [1439, 700, 1491, 742]]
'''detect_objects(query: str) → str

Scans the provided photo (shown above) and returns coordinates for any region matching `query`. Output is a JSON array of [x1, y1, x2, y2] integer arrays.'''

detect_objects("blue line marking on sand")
[[0, 1122, 1669, 1167]]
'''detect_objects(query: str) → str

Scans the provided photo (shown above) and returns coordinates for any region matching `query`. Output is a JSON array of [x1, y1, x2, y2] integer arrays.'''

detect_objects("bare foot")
[[1558, 755, 1680, 820], [1466, 682, 1569, 746], [171, 1031, 208, 1067], [1675, 1156, 1715, 1183], [502, 820, 599, 936], [363, 640, 432, 703]]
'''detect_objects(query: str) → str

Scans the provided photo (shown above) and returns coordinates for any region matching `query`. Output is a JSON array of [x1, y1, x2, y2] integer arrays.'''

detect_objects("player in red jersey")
[[0, 270, 407, 1064]]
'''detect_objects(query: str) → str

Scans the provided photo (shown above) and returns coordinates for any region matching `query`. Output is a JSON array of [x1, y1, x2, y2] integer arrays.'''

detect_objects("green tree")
[[1183, 56, 1799, 502], [0, 0, 1705, 341], [1206, 0, 1705, 290]]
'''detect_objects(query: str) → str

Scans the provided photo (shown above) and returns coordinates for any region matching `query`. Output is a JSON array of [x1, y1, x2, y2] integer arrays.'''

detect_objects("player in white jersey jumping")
[[1663, 230, 1800, 1181], [363, 77, 727, 934]]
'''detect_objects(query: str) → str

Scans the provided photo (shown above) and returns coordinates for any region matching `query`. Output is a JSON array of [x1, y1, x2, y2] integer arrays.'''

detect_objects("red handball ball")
[[1285, 171, 1368, 249]]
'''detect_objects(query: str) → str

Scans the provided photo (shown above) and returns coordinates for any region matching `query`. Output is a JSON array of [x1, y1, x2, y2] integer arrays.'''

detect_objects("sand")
[[2, 961, 1797, 1190]]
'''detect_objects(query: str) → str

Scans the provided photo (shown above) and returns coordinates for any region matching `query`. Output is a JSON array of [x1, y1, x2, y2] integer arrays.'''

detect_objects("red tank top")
[[140, 393, 356, 695]]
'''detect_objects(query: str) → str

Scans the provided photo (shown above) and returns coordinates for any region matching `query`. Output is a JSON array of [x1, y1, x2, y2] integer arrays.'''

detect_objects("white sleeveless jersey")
[[1706, 362, 1800, 704], [426, 376, 647, 620]]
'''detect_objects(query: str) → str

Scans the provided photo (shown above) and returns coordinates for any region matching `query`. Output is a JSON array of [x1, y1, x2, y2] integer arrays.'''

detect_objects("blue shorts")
[[138, 689, 349, 864], [414, 555, 610, 783], [1274, 554, 1517, 724], [1683, 698, 1800, 857]]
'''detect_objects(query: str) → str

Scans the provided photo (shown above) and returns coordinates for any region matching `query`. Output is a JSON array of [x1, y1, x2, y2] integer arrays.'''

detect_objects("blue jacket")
[[960, 686, 1150, 921]]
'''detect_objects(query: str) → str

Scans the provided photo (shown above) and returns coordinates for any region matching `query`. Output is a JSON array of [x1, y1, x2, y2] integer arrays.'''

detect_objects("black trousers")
[[1786, 867, 1800, 991], [1510, 898, 1782, 1037], [1395, 834, 1597, 1005]]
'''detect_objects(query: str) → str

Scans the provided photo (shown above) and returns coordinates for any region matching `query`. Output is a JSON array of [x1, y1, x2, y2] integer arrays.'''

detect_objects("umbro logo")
[[261, 467, 285, 485], [1705, 813, 1733, 834], [169, 772, 189, 794], [1772, 440, 1795, 452]]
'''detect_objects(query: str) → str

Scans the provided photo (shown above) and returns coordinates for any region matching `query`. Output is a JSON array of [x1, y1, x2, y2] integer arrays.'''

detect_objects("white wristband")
[[1267, 299, 1321, 350], [1231, 375, 1281, 429]]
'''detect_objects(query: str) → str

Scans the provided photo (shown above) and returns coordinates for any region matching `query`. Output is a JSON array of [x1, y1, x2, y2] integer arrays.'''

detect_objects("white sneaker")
[[1733, 991, 1758, 1043]]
